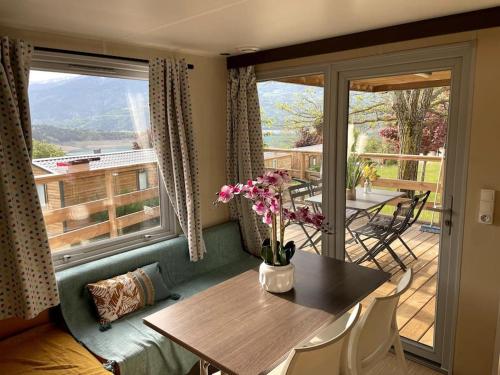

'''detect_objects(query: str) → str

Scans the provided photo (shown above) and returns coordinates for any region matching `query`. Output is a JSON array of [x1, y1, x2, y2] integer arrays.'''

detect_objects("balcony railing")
[[264, 147, 444, 213], [35, 162, 160, 251]]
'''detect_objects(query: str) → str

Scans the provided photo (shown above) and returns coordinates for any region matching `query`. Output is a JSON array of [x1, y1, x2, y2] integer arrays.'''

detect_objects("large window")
[[29, 51, 174, 267]]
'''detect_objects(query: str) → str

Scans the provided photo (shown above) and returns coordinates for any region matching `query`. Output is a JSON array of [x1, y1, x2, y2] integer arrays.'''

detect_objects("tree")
[[380, 113, 447, 155], [391, 88, 435, 184], [277, 89, 324, 147], [32, 140, 65, 159]]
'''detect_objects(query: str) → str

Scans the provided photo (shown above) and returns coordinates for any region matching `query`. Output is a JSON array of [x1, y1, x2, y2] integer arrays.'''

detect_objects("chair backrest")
[[278, 304, 362, 375], [288, 182, 312, 210], [408, 191, 431, 226], [309, 179, 322, 196], [308, 179, 323, 214], [394, 191, 431, 234], [347, 269, 413, 368]]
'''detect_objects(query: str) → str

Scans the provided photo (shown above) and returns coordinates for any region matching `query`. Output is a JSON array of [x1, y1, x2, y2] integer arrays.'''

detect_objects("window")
[[29, 51, 174, 267], [36, 184, 48, 208], [138, 170, 149, 191]]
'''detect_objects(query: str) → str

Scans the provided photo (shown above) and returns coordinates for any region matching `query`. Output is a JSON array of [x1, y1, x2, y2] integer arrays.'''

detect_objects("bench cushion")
[[57, 221, 260, 375], [0, 323, 110, 375]]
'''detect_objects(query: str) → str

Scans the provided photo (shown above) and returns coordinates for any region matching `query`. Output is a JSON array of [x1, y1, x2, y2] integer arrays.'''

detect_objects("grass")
[[373, 161, 442, 224]]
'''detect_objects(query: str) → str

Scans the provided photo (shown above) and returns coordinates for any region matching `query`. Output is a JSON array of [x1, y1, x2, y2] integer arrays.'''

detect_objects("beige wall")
[[257, 29, 500, 375], [0, 25, 230, 228]]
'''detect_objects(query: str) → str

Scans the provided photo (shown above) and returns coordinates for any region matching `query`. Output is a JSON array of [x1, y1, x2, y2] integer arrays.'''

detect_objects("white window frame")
[[30, 50, 177, 270]]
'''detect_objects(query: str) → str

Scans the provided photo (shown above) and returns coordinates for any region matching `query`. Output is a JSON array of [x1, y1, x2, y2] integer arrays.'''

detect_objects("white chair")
[[214, 303, 361, 375], [345, 269, 413, 375]]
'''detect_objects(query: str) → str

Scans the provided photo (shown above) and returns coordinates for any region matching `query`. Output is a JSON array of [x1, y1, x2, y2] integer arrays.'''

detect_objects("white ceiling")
[[1, 0, 499, 56]]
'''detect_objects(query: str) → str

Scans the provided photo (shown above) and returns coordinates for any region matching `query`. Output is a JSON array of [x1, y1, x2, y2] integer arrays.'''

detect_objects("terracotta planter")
[[259, 262, 295, 293], [346, 187, 357, 200]]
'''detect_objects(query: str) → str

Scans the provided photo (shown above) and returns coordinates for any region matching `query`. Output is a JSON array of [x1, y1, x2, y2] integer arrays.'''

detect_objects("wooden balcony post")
[[105, 170, 118, 238], [299, 152, 306, 179]]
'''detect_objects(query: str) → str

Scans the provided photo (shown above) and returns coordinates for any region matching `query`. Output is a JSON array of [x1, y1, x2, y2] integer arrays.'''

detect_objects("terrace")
[[266, 147, 442, 346]]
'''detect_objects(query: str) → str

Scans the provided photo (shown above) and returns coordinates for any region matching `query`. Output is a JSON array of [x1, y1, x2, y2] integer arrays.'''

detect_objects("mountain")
[[29, 75, 149, 132], [32, 124, 135, 144]]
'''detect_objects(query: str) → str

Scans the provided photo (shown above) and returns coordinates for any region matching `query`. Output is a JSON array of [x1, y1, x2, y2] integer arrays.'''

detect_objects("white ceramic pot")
[[259, 262, 295, 293]]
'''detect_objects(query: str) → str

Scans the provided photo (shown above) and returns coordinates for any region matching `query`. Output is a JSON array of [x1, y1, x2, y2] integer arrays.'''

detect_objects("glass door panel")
[[343, 71, 452, 350], [257, 73, 325, 255]]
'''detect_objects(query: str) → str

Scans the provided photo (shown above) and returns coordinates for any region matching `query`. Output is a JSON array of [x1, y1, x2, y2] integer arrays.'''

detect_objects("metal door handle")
[[432, 205, 452, 214], [434, 196, 453, 235]]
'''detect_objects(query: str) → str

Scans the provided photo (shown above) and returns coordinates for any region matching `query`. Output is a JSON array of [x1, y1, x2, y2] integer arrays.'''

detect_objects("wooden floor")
[[285, 221, 439, 347]]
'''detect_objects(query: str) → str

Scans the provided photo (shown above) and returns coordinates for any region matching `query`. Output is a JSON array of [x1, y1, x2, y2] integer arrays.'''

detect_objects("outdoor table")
[[304, 187, 405, 212]]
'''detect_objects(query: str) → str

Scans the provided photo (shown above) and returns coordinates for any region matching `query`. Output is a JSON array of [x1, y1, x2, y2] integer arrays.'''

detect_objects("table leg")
[[199, 359, 210, 375]]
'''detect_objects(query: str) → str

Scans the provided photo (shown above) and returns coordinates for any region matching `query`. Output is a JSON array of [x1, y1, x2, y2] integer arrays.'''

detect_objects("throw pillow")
[[87, 262, 174, 329]]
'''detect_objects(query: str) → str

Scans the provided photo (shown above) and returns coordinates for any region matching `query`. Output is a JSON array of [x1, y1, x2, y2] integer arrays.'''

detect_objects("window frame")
[[30, 50, 178, 270]]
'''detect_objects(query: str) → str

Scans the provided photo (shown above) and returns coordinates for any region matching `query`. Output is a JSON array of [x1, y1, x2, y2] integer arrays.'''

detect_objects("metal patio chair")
[[288, 182, 321, 254], [352, 191, 431, 271]]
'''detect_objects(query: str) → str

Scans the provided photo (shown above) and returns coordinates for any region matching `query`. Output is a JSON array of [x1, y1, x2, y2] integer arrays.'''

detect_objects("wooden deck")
[[285, 221, 439, 347]]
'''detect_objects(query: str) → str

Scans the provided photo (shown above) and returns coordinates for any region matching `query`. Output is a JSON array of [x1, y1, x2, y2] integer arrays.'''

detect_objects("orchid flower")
[[215, 170, 329, 266]]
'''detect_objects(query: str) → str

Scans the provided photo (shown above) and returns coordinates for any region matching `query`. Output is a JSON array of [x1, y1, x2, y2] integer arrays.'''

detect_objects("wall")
[[256, 29, 500, 375], [0, 25, 230, 337]]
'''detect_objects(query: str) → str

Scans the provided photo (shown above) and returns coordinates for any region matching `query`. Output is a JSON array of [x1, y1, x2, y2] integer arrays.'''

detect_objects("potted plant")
[[346, 128, 368, 200], [215, 170, 327, 293]]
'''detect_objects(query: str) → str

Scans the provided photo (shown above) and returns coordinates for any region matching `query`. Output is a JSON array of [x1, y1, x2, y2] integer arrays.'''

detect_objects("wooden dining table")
[[143, 251, 390, 375]]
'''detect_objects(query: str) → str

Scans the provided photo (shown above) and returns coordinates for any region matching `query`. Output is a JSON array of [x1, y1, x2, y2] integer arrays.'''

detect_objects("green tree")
[[32, 139, 65, 159]]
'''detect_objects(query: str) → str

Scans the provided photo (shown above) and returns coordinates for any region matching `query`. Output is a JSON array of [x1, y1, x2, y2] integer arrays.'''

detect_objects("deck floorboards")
[[285, 222, 439, 347]]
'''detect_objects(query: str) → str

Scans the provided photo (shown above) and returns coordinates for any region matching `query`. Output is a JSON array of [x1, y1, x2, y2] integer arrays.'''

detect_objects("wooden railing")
[[264, 147, 444, 212], [35, 162, 160, 251], [264, 147, 322, 180]]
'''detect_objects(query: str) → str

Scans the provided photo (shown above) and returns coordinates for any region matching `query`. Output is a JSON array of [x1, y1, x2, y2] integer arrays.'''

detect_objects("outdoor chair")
[[352, 191, 431, 271], [288, 182, 321, 254], [308, 178, 323, 214]]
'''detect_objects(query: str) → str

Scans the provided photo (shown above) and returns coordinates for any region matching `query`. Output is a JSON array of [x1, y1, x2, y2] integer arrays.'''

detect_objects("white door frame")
[[326, 42, 475, 372], [255, 41, 475, 372]]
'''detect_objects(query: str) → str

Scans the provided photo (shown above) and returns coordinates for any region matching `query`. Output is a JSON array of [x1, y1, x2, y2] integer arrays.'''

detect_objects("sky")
[[30, 70, 78, 83]]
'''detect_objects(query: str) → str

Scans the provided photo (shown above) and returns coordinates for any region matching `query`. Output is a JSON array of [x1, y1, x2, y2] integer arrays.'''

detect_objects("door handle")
[[433, 196, 453, 235]]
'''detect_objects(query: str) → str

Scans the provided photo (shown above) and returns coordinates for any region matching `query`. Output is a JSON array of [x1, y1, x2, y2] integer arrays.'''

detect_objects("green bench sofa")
[[56, 221, 260, 375]]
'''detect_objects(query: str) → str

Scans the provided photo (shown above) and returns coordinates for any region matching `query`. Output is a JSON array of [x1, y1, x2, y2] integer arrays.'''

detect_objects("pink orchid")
[[215, 170, 329, 266], [217, 185, 235, 203], [252, 200, 268, 216], [262, 210, 273, 225], [257, 171, 284, 187], [258, 187, 274, 200], [268, 197, 280, 214], [282, 208, 297, 221]]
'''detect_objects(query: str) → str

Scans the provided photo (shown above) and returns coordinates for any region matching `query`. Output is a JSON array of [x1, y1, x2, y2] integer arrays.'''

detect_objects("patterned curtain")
[[0, 37, 59, 319], [226, 66, 269, 256], [149, 58, 204, 261]]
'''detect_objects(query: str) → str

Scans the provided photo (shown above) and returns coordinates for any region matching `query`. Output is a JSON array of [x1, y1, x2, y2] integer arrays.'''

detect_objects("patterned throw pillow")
[[87, 263, 173, 329]]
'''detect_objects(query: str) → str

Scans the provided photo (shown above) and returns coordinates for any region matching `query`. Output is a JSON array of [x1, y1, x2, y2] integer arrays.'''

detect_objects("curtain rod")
[[34, 46, 194, 69]]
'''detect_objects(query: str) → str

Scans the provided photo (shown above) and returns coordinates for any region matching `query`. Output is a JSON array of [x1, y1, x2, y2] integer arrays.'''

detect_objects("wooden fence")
[[35, 162, 160, 251], [264, 147, 444, 212]]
